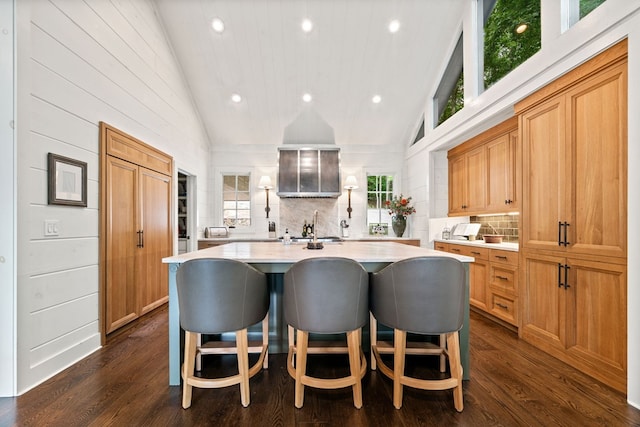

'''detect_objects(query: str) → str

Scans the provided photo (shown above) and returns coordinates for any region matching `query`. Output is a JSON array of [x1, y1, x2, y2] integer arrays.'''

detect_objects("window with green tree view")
[[367, 174, 394, 235], [483, 0, 541, 90]]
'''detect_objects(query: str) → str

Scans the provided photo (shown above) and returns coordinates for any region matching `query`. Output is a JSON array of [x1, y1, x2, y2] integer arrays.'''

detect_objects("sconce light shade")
[[258, 175, 273, 189], [344, 175, 359, 190]]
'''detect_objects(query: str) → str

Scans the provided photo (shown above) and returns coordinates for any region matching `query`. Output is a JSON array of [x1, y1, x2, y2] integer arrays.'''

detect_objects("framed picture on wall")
[[48, 153, 87, 207]]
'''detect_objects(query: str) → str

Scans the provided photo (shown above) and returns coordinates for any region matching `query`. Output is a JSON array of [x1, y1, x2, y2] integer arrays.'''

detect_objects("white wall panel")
[[15, 0, 211, 394]]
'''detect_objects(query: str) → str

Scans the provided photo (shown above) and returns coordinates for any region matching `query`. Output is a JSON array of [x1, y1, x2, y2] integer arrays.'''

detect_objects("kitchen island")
[[162, 241, 473, 386]]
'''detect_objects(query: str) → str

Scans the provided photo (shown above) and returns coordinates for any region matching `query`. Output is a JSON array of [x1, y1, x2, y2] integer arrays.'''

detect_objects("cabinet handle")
[[495, 255, 508, 260], [558, 221, 563, 246], [451, 248, 461, 252], [496, 275, 509, 280], [563, 222, 570, 246], [496, 303, 509, 310], [471, 251, 481, 255], [558, 263, 564, 288], [140, 230, 144, 248], [564, 264, 570, 289], [137, 230, 143, 248]]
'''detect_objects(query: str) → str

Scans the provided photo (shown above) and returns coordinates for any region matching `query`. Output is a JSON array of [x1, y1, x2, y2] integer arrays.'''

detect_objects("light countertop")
[[164, 240, 474, 265], [434, 238, 519, 252]]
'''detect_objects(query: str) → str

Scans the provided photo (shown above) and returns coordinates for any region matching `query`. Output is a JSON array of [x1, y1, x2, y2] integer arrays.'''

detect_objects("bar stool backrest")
[[371, 256, 465, 335], [177, 258, 268, 334], [284, 257, 368, 334]]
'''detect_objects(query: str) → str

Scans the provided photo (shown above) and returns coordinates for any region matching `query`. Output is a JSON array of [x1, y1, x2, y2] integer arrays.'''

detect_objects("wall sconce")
[[344, 175, 358, 218], [258, 176, 273, 218]]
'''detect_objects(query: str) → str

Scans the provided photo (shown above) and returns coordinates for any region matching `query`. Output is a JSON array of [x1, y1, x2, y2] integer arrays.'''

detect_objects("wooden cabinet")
[[520, 251, 626, 392], [437, 242, 519, 327], [486, 130, 519, 211], [488, 249, 519, 326], [448, 117, 518, 216], [437, 243, 490, 313], [516, 40, 627, 392], [448, 146, 486, 215], [519, 45, 627, 259], [101, 123, 173, 335]]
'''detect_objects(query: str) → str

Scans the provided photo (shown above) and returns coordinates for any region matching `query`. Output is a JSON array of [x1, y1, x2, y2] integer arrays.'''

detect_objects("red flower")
[[401, 199, 407, 205]]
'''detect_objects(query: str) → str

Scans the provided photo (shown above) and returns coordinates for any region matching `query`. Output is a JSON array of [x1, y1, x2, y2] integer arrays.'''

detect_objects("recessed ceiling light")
[[372, 95, 382, 104], [231, 93, 242, 103], [301, 18, 313, 33], [211, 17, 225, 33], [388, 20, 400, 33], [302, 93, 312, 103], [515, 23, 528, 34]]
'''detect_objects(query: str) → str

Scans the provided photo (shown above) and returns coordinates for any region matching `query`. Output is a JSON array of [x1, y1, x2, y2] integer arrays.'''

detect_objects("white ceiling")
[[154, 0, 466, 147]]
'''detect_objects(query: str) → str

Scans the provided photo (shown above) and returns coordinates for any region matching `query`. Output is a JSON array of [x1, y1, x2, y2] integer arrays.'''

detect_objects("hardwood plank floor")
[[1, 306, 639, 427]]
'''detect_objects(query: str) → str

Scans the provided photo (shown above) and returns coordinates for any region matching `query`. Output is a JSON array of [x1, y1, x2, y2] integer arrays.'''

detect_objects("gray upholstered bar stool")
[[284, 257, 369, 409], [370, 256, 465, 411], [177, 258, 269, 409]]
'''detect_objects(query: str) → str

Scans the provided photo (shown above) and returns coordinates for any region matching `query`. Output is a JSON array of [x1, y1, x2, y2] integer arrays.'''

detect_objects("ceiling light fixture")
[[372, 95, 382, 104], [388, 20, 400, 33], [515, 23, 528, 34], [302, 93, 312, 103], [211, 17, 225, 33], [231, 93, 242, 103], [301, 18, 313, 33]]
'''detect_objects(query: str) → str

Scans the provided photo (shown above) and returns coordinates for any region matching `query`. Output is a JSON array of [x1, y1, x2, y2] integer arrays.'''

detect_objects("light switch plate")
[[44, 220, 59, 236]]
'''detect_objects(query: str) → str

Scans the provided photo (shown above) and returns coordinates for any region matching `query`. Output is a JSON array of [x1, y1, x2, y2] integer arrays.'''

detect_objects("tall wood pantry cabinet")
[[100, 123, 174, 335], [516, 40, 627, 392]]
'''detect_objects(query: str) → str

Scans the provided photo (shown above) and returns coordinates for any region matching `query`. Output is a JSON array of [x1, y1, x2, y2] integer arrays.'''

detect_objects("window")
[[483, 0, 541, 90], [367, 174, 394, 235], [223, 174, 251, 227], [567, 0, 607, 28], [434, 33, 464, 126]]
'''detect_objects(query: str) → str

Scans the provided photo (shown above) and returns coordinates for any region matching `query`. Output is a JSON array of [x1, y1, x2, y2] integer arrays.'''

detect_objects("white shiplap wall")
[[14, 0, 210, 393]]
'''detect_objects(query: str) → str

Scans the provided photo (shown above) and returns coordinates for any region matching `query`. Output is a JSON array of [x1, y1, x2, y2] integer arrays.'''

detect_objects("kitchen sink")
[[278, 236, 343, 243]]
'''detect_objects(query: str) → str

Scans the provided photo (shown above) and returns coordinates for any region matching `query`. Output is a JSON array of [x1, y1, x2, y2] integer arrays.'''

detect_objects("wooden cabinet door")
[[519, 251, 567, 352], [565, 62, 627, 259], [465, 146, 486, 213], [565, 257, 626, 391], [448, 154, 466, 215], [520, 96, 568, 251], [469, 258, 489, 311], [508, 130, 520, 211], [485, 134, 510, 212], [138, 167, 172, 315], [105, 156, 139, 333]]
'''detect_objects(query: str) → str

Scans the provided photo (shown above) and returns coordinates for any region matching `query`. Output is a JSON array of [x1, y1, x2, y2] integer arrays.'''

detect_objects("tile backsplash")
[[470, 214, 519, 242]]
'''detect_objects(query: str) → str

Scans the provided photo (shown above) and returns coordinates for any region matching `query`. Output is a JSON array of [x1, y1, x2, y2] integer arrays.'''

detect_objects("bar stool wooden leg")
[[446, 332, 464, 412], [237, 329, 250, 407], [439, 333, 446, 373], [347, 330, 363, 408], [370, 312, 378, 371], [294, 330, 309, 409], [182, 331, 197, 409], [393, 329, 407, 409], [262, 314, 269, 369]]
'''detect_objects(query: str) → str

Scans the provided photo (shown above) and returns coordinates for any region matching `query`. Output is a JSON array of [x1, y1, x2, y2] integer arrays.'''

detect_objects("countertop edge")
[[434, 238, 519, 252]]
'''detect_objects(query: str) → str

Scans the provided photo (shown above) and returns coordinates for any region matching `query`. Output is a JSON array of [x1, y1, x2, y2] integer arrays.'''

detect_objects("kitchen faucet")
[[307, 210, 323, 249]]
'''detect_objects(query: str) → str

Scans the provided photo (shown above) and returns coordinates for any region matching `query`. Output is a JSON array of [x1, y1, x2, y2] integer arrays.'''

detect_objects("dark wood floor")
[[1, 306, 639, 427]]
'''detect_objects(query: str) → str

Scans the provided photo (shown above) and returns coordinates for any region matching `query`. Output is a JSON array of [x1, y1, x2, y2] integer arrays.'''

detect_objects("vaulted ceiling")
[[155, 0, 466, 147]]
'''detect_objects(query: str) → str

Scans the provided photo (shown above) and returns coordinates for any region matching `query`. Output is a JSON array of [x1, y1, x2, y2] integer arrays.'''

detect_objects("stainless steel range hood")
[[277, 147, 341, 198]]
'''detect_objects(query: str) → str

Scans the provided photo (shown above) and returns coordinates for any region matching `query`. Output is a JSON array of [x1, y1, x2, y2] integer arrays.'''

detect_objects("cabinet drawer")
[[490, 293, 518, 325], [434, 242, 450, 252], [490, 264, 517, 294], [448, 244, 489, 260], [489, 249, 518, 265]]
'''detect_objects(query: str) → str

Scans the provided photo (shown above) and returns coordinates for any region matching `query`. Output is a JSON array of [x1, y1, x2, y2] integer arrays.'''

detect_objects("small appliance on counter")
[[451, 223, 481, 240], [204, 226, 228, 238], [268, 221, 276, 238]]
